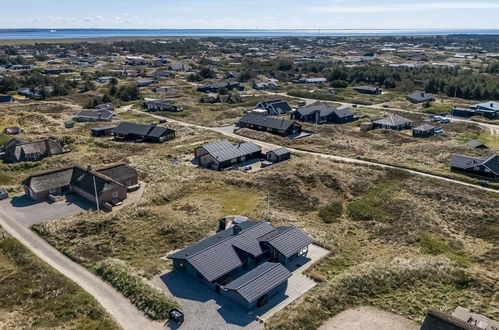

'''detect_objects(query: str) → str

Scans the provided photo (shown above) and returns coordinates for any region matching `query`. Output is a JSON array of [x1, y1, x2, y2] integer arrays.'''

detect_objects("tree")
[[117, 84, 140, 101]]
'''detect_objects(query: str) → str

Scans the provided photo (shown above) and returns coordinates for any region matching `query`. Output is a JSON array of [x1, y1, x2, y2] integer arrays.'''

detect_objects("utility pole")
[[93, 175, 100, 212], [267, 190, 270, 219]]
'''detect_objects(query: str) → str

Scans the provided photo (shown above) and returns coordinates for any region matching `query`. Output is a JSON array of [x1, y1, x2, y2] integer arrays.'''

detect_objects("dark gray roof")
[[239, 113, 296, 131], [421, 309, 478, 330], [407, 92, 435, 103], [223, 262, 291, 304], [296, 102, 336, 117], [145, 99, 173, 107], [91, 125, 117, 131], [296, 102, 353, 118], [76, 110, 114, 120], [373, 114, 412, 127], [169, 221, 276, 282], [168, 63, 184, 70], [22, 167, 74, 193], [449, 155, 480, 169], [353, 86, 379, 92], [467, 140, 487, 148], [483, 155, 499, 174], [112, 122, 174, 139], [269, 148, 290, 157], [71, 167, 122, 195], [200, 140, 261, 163], [97, 164, 139, 183], [264, 227, 312, 258], [22, 164, 132, 195], [255, 100, 292, 113], [95, 103, 115, 110], [413, 124, 436, 131]]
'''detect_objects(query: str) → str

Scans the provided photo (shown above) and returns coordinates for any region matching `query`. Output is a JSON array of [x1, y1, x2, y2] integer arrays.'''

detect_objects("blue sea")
[[0, 29, 498, 40]]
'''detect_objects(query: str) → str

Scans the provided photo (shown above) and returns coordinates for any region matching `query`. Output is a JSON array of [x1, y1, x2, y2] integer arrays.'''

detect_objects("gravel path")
[[318, 306, 419, 330], [0, 207, 164, 330], [143, 111, 498, 193]]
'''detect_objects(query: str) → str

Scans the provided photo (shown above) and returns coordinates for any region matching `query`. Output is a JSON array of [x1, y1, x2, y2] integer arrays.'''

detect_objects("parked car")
[[440, 118, 451, 123], [297, 101, 306, 107], [159, 119, 167, 124], [0, 190, 8, 200], [480, 180, 490, 187]]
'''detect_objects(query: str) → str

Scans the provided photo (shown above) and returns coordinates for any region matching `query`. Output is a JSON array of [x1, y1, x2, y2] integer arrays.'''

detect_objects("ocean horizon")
[[0, 28, 498, 40]]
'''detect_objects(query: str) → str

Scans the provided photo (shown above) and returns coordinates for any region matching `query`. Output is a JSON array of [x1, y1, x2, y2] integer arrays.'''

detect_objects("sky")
[[1, 0, 499, 30]]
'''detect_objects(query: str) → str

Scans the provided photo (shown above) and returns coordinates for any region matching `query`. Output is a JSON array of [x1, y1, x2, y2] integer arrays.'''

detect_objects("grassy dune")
[[0, 227, 118, 329]]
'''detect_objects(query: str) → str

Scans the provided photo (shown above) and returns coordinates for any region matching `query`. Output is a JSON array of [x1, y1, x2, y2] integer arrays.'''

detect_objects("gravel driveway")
[[0, 193, 94, 227]]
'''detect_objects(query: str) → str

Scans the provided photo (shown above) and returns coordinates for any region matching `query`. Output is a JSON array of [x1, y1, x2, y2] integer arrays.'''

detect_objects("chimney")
[[233, 225, 241, 236], [421, 92, 425, 97], [44, 139, 51, 156], [217, 218, 227, 232], [491, 103, 494, 108]]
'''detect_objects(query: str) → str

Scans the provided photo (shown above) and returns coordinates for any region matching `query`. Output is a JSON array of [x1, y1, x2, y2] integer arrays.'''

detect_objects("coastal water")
[[0, 29, 498, 40]]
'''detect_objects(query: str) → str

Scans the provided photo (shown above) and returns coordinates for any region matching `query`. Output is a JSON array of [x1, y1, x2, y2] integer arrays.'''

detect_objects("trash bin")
[[169, 309, 184, 325]]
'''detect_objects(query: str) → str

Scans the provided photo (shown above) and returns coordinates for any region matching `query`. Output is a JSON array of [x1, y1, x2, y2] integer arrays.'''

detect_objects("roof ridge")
[[187, 222, 266, 259], [227, 262, 280, 290]]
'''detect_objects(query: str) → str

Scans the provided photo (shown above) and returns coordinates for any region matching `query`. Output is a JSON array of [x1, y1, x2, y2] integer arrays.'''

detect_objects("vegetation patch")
[[318, 200, 343, 223], [0, 233, 118, 329], [420, 233, 471, 267], [422, 103, 452, 115], [267, 256, 468, 330], [95, 258, 179, 320], [346, 171, 408, 221]]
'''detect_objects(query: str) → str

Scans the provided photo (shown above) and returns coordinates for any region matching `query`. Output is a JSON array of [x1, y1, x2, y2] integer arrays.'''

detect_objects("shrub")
[[318, 200, 343, 223], [95, 259, 179, 320], [420, 233, 470, 267]]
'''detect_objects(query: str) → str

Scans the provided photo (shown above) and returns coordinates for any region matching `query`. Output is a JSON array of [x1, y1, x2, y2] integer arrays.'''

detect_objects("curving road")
[[261, 91, 499, 135], [0, 207, 164, 330], [142, 111, 498, 193]]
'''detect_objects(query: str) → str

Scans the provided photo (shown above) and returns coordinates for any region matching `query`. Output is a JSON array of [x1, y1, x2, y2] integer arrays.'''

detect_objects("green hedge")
[[95, 259, 179, 320]]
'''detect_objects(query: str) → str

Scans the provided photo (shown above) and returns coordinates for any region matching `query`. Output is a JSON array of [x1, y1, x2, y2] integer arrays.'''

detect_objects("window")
[[112, 191, 119, 198]]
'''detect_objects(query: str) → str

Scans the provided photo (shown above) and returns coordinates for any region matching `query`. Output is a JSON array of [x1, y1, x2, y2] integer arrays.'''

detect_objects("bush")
[[330, 80, 349, 88], [95, 259, 179, 320], [318, 200, 343, 223], [420, 233, 470, 267]]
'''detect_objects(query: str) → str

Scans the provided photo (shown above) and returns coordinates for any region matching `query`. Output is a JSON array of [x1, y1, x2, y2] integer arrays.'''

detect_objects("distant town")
[[0, 33, 497, 330]]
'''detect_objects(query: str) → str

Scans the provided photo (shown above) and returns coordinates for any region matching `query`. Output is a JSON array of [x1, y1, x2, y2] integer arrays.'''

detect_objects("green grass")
[[0, 133, 10, 146], [346, 171, 407, 222], [455, 130, 499, 148], [267, 256, 468, 330], [422, 103, 453, 115], [0, 233, 118, 329], [318, 200, 343, 223], [95, 258, 179, 320], [187, 184, 264, 216], [420, 233, 471, 267]]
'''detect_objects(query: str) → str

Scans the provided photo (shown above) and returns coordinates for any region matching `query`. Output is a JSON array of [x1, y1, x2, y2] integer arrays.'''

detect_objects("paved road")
[[144, 111, 497, 193], [0, 207, 164, 330], [261, 91, 499, 135]]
